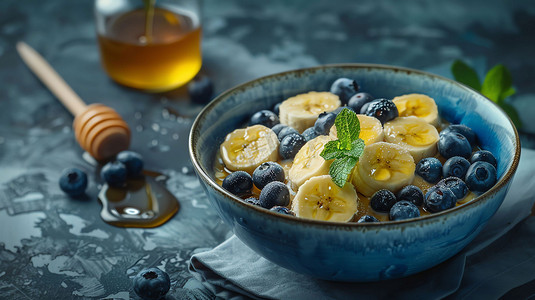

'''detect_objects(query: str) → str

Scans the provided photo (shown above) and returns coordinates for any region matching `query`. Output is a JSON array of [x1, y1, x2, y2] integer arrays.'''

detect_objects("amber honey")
[[98, 175, 179, 228], [97, 7, 201, 91]]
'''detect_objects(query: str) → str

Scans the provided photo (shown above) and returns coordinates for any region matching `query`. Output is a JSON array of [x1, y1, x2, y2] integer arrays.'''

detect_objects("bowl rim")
[[189, 63, 521, 228]]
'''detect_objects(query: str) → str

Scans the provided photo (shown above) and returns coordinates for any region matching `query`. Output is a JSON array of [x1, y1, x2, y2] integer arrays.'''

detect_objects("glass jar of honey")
[[95, 0, 202, 92]]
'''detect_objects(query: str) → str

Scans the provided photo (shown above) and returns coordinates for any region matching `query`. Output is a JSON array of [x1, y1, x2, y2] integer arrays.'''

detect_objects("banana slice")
[[220, 125, 279, 174], [384, 116, 439, 162], [351, 142, 415, 197], [289, 135, 334, 189], [392, 93, 439, 126], [330, 114, 384, 145], [292, 175, 358, 222], [279, 92, 341, 133]]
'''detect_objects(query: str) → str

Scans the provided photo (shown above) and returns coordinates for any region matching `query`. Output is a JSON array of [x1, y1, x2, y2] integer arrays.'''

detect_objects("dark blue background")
[[0, 0, 534, 298]]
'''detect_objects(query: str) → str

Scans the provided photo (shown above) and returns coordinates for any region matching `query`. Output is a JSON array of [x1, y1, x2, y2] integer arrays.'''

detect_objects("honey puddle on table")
[[98, 175, 179, 228]]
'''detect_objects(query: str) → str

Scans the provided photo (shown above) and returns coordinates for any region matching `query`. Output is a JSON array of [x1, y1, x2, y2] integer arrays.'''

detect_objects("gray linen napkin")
[[189, 148, 535, 300]]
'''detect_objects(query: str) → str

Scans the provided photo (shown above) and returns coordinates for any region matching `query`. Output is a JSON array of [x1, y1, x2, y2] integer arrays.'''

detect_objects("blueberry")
[[259, 181, 290, 209], [360, 99, 380, 114], [330, 78, 359, 104], [357, 215, 380, 223], [133, 267, 171, 300], [270, 206, 295, 216], [271, 124, 287, 136], [437, 177, 468, 200], [365, 98, 399, 124], [222, 171, 253, 196], [250, 110, 279, 128], [314, 112, 336, 135], [390, 201, 420, 221], [397, 185, 424, 206], [348, 92, 374, 113], [415, 157, 442, 183], [277, 126, 299, 141], [59, 168, 88, 197], [279, 133, 306, 159], [100, 161, 127, 187], [443, 156, 470, 178], [252, 161, 285, 189], [370, 189, 397, 213], [424, 186, 456, 213], [273, 102, 281, 115], [437, 132, 472, 159], [244, 197, 261, 206], [424, 185, 438, 199], [440, 124, 477, 147], [302, 127, 319, 141], [465, 161, 497, 194], [116, 151, 144, 177], [188, 75, 214, 104], [471, 150, 497, 169]]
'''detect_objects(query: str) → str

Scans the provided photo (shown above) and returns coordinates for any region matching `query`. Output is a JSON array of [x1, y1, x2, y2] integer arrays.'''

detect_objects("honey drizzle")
[[98, 175, 179, 228]]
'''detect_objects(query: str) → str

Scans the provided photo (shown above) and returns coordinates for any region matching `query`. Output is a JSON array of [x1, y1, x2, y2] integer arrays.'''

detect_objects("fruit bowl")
[[189, 64, 520, 281]]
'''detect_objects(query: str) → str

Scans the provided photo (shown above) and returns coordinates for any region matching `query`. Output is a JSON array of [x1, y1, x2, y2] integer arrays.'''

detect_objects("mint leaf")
[[500, 86, 516, 102], [500, 102, 523, 128], [321, 140, 345, 160], [481, 64, 513, 104], [347, 139, 365, 158], [451, 61, 521, 129], [334, 108, 360, 149], [451, 59, 482, 91], [481, 65, 519, 126], [320, 108, 365, 188], [321, 137, 365, 160], [329, 156, 358, 188]]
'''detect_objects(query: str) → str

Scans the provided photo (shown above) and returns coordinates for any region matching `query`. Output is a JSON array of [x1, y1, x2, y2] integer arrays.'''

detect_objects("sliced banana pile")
[[384, 116, 439, 162], [289, 135, 334, 189], [330, 114, 384, 145], [292, 175, 358, 222], [392, 93, 439, 126], [217, 89, 453, 222], [279, 92, 341, 133], [352, 142, 415, 197], [220, 125, 279, 174]]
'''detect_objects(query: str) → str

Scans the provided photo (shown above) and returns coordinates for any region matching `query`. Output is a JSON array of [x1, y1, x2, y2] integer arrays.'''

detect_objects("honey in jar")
[[96, 4, 201, 91]]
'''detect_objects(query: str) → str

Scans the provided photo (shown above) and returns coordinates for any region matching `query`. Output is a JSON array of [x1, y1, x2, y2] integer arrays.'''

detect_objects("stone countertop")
[[0, 0, 534, 299]]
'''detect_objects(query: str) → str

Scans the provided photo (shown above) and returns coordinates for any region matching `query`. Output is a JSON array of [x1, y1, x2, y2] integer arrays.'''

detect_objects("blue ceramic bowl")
[[189, 64, 520, 281]]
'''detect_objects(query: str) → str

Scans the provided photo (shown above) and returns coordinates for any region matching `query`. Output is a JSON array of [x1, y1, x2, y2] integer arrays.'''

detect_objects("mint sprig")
[[451, 60, 481, 91], [451, 60, 522, 128], [481, 64, 515, 104], [320, 108, 365, 188]]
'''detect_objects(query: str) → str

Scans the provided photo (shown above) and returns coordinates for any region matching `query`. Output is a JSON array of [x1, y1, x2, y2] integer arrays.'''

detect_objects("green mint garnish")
[[320, 108, 365, 188], [451, 59, 521, 128], [481, 64, 515, 104], [451, 60, 482, 91]]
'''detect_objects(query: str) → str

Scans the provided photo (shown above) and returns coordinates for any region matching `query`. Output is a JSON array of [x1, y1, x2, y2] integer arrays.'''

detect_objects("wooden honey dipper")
[[17, 42, 130, 161]]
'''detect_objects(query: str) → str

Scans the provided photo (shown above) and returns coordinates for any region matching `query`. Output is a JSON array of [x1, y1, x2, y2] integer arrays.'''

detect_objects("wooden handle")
[[16, 41, 87, 116]]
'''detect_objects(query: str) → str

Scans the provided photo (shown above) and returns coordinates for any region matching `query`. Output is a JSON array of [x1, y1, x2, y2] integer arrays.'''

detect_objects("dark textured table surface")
[[1, 1, 534, 299]]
